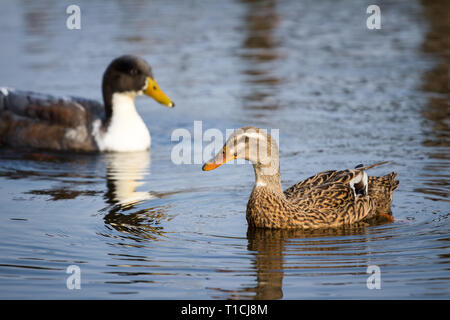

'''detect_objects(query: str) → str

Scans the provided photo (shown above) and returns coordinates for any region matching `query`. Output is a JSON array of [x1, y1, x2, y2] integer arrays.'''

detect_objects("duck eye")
[[153, 86, 157, 90], [130, 69, 139, 75]]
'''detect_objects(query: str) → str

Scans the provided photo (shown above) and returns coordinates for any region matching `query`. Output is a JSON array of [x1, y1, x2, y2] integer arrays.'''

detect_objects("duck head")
[[202, 127, 281, 187], [102, 55, 174, 118]]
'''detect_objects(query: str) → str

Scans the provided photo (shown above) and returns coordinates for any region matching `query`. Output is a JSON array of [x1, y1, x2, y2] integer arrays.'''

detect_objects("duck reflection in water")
[[104, 151, 154, 206], [102, 151, 169, 241], [213, 224, 376, 300]]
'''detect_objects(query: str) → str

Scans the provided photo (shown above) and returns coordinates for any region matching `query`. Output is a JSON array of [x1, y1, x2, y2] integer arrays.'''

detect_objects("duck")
[[0, 55, 174, 152], [202, 126, 399, 229]]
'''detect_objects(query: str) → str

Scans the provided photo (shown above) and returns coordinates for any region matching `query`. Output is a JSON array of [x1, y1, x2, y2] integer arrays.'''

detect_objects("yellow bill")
[[145, 77, 175, 107]]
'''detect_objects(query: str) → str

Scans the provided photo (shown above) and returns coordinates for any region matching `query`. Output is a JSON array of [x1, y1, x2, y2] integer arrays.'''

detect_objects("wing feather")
[[0, 88, 103, 151]]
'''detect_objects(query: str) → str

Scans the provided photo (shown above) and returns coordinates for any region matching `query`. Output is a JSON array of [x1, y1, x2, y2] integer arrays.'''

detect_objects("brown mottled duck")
[[202, 126, 399, 229]]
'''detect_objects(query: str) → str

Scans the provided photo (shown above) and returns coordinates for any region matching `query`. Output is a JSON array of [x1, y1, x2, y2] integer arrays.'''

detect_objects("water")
[[0, 0, 448, 299]]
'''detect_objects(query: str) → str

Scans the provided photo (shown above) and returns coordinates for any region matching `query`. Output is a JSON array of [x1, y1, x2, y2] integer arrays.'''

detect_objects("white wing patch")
[[349, 171, 368, 198]]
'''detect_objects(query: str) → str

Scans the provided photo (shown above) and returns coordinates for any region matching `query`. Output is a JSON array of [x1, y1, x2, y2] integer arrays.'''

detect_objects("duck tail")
[[367, 172, 399, 222], [353, 162, 398, 222], [355, 161, 391, 171], [350, 161, 391, 197]]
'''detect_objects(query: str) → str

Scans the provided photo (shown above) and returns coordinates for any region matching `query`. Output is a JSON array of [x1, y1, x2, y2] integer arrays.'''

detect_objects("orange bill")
[[202, 148, 236, 171]]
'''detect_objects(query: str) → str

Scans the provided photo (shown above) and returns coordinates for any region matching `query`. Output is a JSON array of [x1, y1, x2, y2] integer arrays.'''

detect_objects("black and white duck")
[[0, 55, 174, 152]]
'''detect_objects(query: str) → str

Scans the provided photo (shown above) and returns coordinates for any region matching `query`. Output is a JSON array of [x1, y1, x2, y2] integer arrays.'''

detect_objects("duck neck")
[[103, 92, 140, 124], [96, 92, 150, 152], [111, 92, 139, 117], [253, 162, 283, 195], [103, 87, 114, 122]]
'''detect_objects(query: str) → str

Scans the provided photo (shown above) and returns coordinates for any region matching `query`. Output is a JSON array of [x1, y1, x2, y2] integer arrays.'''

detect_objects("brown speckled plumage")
[[203, 127, 399, 230]]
